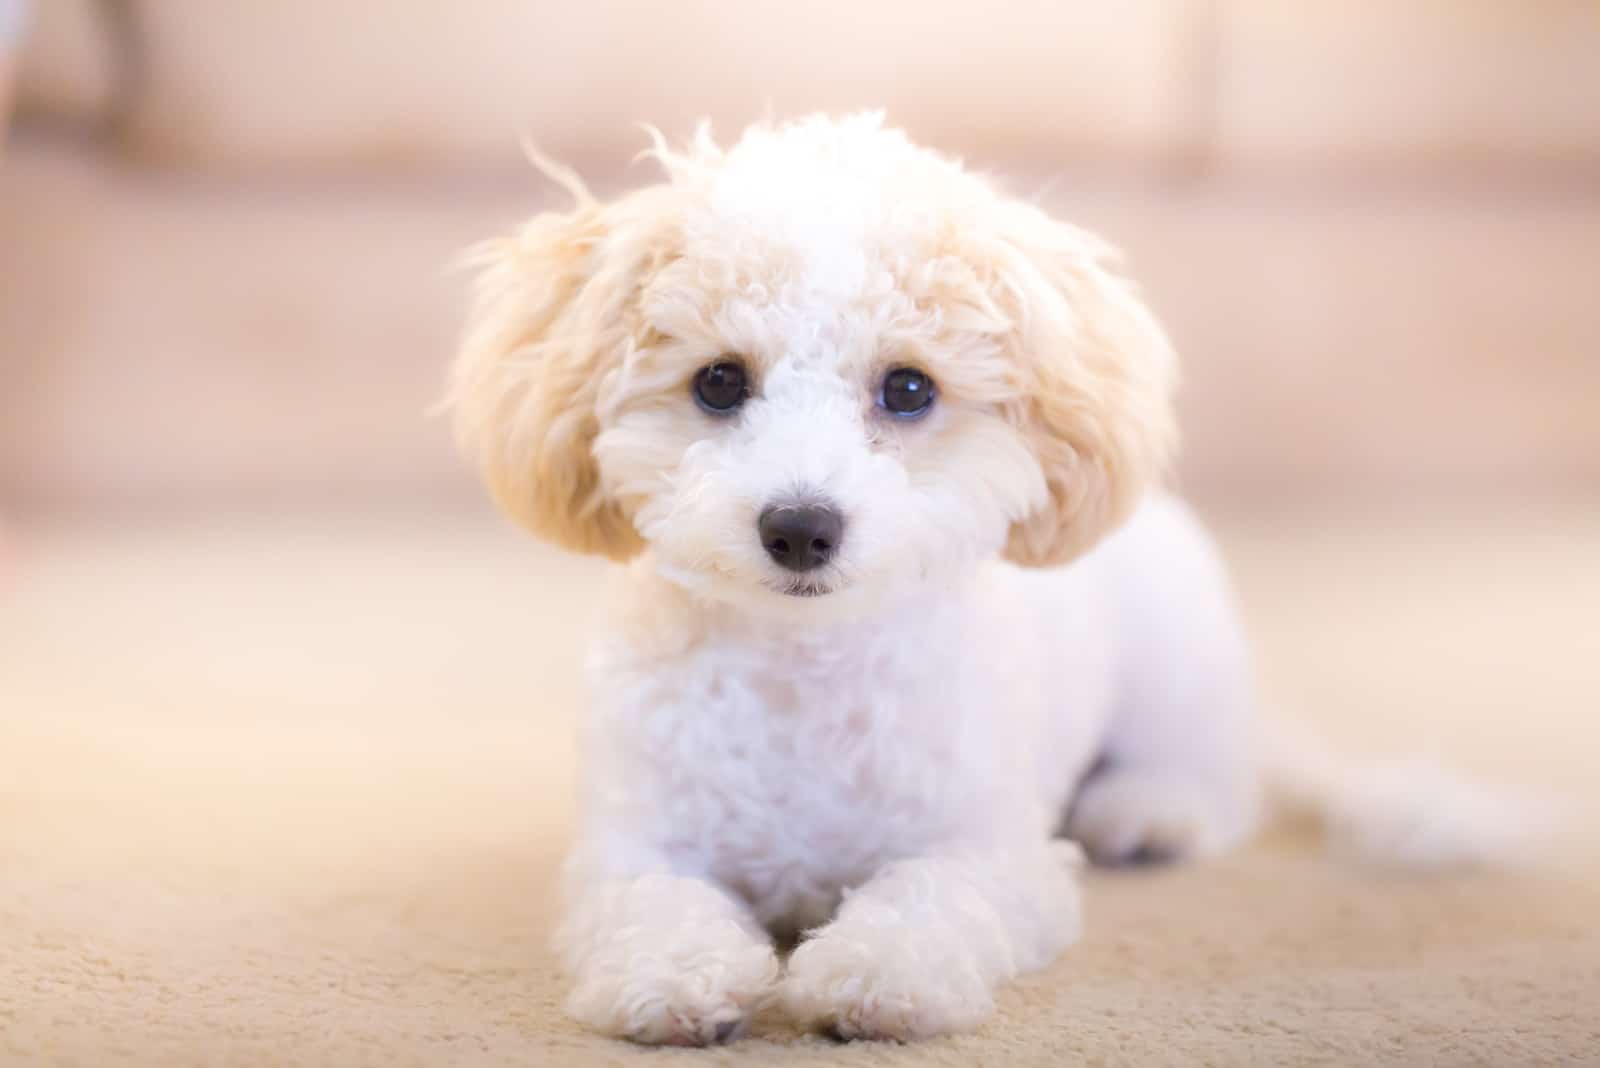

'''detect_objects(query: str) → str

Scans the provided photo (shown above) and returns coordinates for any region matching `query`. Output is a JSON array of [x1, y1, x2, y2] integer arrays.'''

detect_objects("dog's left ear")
[[974, 202, 1178, 567]]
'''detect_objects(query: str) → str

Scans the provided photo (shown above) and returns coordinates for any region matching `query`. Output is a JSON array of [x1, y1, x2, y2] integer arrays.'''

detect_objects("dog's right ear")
[[448, 184, 676, 560]]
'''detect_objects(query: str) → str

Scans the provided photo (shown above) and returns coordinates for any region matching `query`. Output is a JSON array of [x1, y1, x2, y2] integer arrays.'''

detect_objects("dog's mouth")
[[776, 579, 833, 598]]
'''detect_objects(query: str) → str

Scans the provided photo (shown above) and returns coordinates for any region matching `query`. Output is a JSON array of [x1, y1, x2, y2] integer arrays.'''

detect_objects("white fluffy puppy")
[[448, 114, 1515, 1046]]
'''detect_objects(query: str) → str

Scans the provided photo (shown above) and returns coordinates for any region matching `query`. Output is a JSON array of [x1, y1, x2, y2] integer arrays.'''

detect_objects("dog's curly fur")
[[449, 114, 1534, 1045]]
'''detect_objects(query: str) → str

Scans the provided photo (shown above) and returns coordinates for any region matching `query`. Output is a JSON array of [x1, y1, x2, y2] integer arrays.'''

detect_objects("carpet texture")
[[3, 509, 1598, 1066]]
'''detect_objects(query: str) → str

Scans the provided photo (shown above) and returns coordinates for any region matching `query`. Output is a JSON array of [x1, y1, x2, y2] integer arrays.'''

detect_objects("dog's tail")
[[1261, 720, 1565, 871]]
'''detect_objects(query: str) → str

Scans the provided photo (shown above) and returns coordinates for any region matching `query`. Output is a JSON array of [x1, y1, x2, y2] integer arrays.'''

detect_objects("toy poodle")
[[447, 114, 1534, 1046]]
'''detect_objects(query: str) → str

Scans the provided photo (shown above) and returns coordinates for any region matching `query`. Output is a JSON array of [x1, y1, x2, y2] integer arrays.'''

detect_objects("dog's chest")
[[693, 664, 978, 927], [597, 615, 1005, 928]]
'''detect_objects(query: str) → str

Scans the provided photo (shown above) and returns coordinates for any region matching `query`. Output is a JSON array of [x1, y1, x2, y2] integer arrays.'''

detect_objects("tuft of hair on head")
[[519, 137, 596, 209], [632, 119, 725, 185]]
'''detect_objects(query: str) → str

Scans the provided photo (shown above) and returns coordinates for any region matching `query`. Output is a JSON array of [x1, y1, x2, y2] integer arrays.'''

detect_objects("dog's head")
[[450, 115, 1176, 619]]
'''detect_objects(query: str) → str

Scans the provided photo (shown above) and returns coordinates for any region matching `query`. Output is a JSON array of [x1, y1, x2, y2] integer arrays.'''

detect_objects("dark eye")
[[692, 361, 749, 413], [879, 367, 936, 417]]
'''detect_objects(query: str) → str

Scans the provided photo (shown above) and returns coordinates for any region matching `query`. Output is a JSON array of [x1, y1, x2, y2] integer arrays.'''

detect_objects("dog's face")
[[452, 115, 1176, 620]]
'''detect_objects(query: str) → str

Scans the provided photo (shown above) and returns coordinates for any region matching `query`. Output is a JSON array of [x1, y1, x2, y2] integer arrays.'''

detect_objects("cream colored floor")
[[3, 506, 1598, 1066]]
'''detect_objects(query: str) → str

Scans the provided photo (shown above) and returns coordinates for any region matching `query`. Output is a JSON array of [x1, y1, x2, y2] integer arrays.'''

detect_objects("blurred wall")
[[3, 1, 1598, 515]]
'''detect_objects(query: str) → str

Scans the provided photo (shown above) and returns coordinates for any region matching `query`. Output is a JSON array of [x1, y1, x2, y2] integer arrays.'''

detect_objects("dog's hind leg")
[[1061, 499, 1262, 865], [1065, 751, 1258, 865]]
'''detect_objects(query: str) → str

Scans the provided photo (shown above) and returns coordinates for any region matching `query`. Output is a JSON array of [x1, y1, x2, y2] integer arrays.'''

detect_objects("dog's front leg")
[[555, 849, 781, 1046], [781, 839, 1084, 1041]]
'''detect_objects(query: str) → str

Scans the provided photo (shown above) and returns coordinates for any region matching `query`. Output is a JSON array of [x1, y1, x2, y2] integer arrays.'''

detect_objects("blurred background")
[[3, 3, 1600, 810], [3, 5, 1599, 1061], [5, 0, 1600, 516]]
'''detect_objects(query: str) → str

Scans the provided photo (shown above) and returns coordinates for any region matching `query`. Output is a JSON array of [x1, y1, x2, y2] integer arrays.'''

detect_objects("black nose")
[[758, 504, 843, 572]]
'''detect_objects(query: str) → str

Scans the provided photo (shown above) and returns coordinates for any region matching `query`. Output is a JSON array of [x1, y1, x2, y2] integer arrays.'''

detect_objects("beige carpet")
[[3, 507, 1598, 1066]]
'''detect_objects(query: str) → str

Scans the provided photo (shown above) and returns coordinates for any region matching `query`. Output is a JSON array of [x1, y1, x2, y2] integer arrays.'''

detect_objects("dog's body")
[[580, 493, 1255, 933], [451, 114, 1534, 1045], [560, 495, 1256, 1041]]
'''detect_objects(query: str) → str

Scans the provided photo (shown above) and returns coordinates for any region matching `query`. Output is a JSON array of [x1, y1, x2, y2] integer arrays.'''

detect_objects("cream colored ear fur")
[[449, 186, 676, 560]]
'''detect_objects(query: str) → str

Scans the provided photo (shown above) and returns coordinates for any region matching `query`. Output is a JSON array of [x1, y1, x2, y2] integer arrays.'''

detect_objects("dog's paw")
[[1066, 768, 1248, 866], [566, 934, 779, 1046], [780, 932, 993, 1041]]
